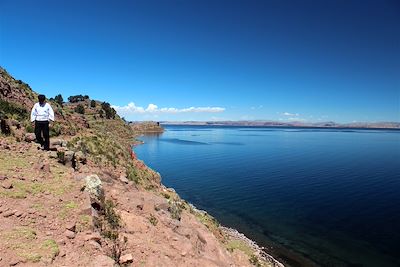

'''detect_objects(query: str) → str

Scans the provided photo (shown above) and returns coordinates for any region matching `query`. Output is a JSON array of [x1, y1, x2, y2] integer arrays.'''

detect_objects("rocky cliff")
[[0, 67, 283, 267]]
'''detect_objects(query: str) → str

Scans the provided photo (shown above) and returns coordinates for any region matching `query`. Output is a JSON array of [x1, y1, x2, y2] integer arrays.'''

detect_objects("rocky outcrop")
[[84, 174, 105, 223], [24, 133, 36, 142], [0, 67, 36, 112], [129, 121, 164, 133]]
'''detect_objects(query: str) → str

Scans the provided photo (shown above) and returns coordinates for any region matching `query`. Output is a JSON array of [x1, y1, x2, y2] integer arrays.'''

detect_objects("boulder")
[[3, 210, 16, 217], [74, 151, 87, 170], [48, 151, 58, 159], [8, 258, 20, 266], [50, 139, 63, 146], [64, 230, 75, 239], [84, 174, 105, 219], [58, 150, 75, 168], [65, 222, 76, 232], [84, 232, 101, 242], [24, 133, 36, 142], [84, 174, 103, 199], [119, 253, 133, 264], [87, 240, 101, 250], [64, 151, 75, 162], [1, 181, 13, 189], [74, 151, 86, 162], [119, 176, 129, 184]]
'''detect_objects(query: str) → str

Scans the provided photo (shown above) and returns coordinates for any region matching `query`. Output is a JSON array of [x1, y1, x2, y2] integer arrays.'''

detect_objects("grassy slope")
[[0, 67, 277, 267]]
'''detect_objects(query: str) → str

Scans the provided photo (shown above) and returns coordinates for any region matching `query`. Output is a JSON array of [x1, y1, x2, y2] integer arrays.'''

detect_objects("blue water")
[[134, 126, 400, 267]]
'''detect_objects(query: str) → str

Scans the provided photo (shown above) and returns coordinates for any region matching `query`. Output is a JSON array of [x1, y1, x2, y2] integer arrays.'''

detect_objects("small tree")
[[68, 95, 86, 103], [54, 94, 64, 106], [74, 104, 85, 114], [90, 100, 96, 108], [101, 102, 116, 119]]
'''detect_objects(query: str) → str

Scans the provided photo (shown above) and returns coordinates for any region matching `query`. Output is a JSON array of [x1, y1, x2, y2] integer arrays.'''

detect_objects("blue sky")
[[0, 0, 399, 122]]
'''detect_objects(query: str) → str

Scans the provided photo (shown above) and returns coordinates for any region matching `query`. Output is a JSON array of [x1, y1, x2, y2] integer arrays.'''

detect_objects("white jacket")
[[30, 102, 55, 122]]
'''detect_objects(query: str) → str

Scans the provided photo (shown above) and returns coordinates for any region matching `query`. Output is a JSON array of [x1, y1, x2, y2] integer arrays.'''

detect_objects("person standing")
[[30, 94, 55, 150]]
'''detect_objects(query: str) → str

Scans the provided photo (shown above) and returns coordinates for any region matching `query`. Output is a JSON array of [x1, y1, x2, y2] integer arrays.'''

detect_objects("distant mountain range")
[[160, 120, 400, 129]]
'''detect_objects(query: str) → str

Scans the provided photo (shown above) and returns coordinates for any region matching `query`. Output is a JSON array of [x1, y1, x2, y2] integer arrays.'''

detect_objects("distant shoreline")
[[160, 122, 400, 130]]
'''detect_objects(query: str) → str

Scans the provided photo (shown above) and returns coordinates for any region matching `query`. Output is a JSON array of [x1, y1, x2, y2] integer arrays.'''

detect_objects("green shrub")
[[68, 95, 88, 103], [149, 214, 158, 226], [54, 94, 63, 106], [101, 102, 116, 119], [100, 199, 121, 241], [104, 199, 120, 230], [74, 104, 85, 114], [0, 99, 28, 121], [25, 122, 34, 133], [50, 122, 62, 137], [90, 100, 96, 108], [57, 151, 65, 164], [168, 201, 183, 221], [127, 164, 139, 183], [42, 239, 60, 259]]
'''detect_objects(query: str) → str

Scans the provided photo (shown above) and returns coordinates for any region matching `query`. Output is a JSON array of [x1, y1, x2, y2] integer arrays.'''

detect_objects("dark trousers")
[[35, 121, 50, 150]]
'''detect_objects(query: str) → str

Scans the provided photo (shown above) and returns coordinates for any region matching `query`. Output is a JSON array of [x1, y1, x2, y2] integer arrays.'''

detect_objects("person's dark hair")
[[38, 94, 46, 104]]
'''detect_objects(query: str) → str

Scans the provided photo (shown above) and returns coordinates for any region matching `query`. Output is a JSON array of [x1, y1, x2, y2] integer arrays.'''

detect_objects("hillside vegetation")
[[0, 67, 283, 267]]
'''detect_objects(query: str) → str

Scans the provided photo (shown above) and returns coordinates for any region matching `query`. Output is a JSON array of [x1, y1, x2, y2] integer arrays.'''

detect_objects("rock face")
[[84, 174, 104, 200], [63, 151, 75, 168], [84, 174, 105, 223], [129, 121, 164, 133], [74, 151, 87, 169], [0, 67, 35, 112]]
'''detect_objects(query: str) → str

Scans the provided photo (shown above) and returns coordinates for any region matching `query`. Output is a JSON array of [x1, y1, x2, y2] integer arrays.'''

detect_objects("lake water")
[[134, 125, 400, 267]]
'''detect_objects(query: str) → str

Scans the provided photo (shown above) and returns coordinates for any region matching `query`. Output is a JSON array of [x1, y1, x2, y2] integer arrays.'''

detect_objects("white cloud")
[[112, 102, 225, 115], [282, 112, 299, 116]]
